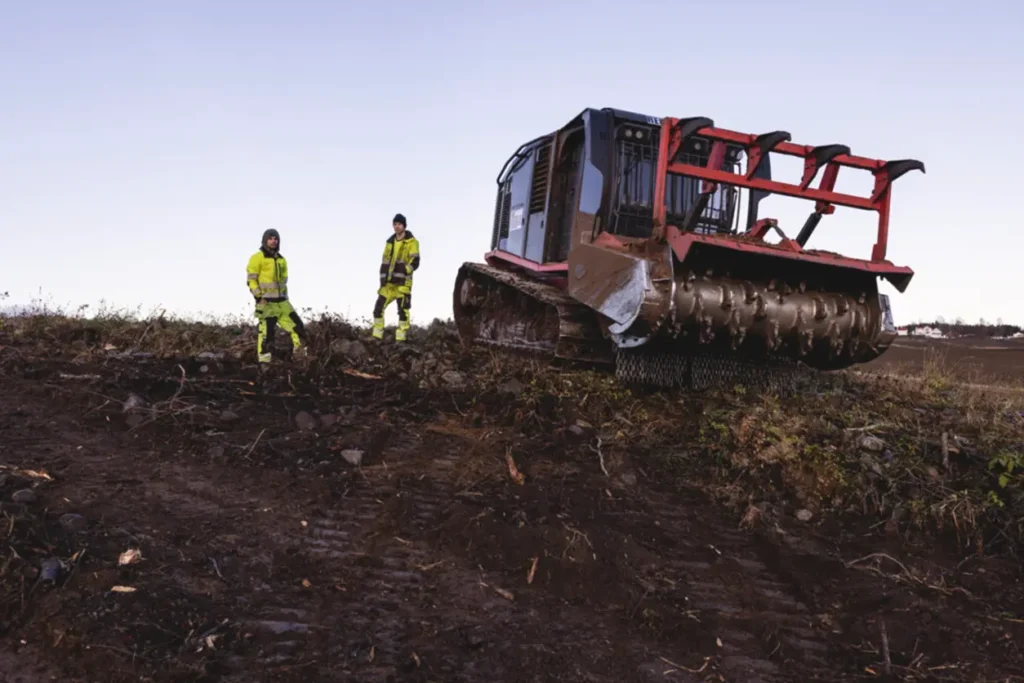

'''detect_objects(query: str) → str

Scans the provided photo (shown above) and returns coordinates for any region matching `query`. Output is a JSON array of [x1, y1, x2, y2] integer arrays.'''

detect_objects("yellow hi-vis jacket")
[[246, 248, 290, 301], [379, 231, 420, 292]]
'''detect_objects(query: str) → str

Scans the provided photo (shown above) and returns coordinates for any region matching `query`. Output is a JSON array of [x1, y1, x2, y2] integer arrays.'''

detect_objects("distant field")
[[863, 335, 1024, 384]]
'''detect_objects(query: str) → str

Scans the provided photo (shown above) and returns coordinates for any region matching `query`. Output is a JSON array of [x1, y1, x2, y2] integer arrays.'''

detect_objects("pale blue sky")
[[3, 0, 1022, 326]]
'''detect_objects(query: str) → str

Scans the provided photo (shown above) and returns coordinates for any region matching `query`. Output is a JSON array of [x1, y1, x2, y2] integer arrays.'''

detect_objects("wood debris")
[[505, 448, 525, 485], [344, 368, 381, 380], [118, 548, 143, 566]]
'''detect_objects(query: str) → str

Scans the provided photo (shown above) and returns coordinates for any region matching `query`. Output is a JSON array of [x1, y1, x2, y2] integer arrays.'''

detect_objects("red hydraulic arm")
[[651, 116, 925, 262]]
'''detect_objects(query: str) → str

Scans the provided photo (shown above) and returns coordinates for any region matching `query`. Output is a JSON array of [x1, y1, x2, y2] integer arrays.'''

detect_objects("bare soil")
[[1, 319, 1023, 682], [864, 337, 1024, 385]]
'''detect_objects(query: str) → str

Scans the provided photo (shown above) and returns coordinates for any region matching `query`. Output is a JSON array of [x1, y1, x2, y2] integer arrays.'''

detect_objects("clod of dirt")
[[295, 411, 317, 431], [341, 449, 364, 466], [320, 414, 338, 428], [12, 488, 37, 504], [220, 410, 240, 422], [59, 513, 87, 532]]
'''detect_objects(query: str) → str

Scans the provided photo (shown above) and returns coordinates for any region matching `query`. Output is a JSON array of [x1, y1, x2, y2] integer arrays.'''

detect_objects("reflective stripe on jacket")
[[379, 231, 420, 289], [247, 248, 289, 301]]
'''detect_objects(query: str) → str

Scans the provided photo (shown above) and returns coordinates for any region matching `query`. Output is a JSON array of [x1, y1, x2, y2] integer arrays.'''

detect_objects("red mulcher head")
[[650, 116, 925, 292]]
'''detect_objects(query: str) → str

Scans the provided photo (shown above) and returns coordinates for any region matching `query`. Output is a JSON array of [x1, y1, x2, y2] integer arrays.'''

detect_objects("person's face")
[[266, 235, 279, 249], [393, 221, 404, 234]]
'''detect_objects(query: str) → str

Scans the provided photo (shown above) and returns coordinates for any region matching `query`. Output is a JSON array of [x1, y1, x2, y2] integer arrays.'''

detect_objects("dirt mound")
[[1, 312, 1022, 682]]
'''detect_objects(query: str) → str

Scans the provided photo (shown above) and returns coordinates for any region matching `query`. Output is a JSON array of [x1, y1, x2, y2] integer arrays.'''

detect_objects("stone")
[[345, 341, 369, 361], [59, 513, 87, 532], [859, 452, 884, 476], [40, 557, 64, 582], [341, 450, 364, 466], [859, 435, 885, 452], [441, 370, 466, 388], [12, 489, 37, 504], [795, 509, 813, 522], [295, 411, 317, 432], [499, 378, 525, 396], [123, 393, 147, 413]]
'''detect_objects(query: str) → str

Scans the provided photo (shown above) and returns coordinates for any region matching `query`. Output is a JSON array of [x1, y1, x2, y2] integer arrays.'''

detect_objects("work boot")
[[257, 362, 272, 380], [395, 316, 410, 342], [371, 317, 385, 340]]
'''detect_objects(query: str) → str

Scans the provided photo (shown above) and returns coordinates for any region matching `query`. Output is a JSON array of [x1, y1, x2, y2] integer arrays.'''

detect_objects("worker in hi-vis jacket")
[[372, 213, 420, 341], [246, 228, 307, 363]]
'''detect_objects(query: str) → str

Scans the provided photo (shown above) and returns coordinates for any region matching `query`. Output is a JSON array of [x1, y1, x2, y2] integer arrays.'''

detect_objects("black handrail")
[[495, 134, 551, 185]]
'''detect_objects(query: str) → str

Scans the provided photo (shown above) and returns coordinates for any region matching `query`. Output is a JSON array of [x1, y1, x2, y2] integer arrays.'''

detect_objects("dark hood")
[[261, 229, 280, 256]]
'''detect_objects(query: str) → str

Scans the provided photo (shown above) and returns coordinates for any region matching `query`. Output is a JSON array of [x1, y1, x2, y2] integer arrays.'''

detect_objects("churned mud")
[[1, 317, 1022, 682]]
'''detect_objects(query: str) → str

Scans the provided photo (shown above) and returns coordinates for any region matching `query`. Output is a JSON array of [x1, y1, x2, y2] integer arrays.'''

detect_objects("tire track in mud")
[[5, 378, 835, 681], [629, 496, 836, 682], [266, 443, 539, 681], [234, 437, 716, 682], [232, 439, 452, 679]]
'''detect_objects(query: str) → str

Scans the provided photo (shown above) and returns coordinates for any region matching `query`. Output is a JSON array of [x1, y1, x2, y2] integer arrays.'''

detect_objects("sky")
[[2, 0, 1022, 327]]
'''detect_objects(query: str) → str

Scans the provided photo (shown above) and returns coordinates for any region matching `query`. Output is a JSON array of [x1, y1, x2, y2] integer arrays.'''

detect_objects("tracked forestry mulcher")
[[453, 108, 925, 389]]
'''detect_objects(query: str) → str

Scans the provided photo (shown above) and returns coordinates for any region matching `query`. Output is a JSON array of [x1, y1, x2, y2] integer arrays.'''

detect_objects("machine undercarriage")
[[455, 261, 834, 392]]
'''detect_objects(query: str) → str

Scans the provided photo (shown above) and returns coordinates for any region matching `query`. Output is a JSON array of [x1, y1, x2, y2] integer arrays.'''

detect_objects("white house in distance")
[[896, 325, 946, 338]]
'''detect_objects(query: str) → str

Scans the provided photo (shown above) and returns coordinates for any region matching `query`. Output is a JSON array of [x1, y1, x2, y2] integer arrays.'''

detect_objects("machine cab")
[[489, 107, 747, 268]]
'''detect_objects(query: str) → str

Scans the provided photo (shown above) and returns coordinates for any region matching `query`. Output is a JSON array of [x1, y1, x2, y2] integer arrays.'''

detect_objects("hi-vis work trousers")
[[255, 300, 306, 363], [372, 283, 411, 341]]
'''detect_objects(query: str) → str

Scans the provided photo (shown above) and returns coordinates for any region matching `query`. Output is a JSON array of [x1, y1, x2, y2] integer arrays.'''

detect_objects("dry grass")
[[702, 366, 1022, 554], [0, 298, 450, 363], [510, 347, 1024, 557]]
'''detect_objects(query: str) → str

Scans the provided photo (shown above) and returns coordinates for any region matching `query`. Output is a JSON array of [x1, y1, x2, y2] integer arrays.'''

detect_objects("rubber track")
[[455, 262, 614, 365]]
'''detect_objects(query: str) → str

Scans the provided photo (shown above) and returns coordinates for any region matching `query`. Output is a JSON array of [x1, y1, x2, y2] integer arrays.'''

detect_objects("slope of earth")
[[1, 313, 1023, 682]]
